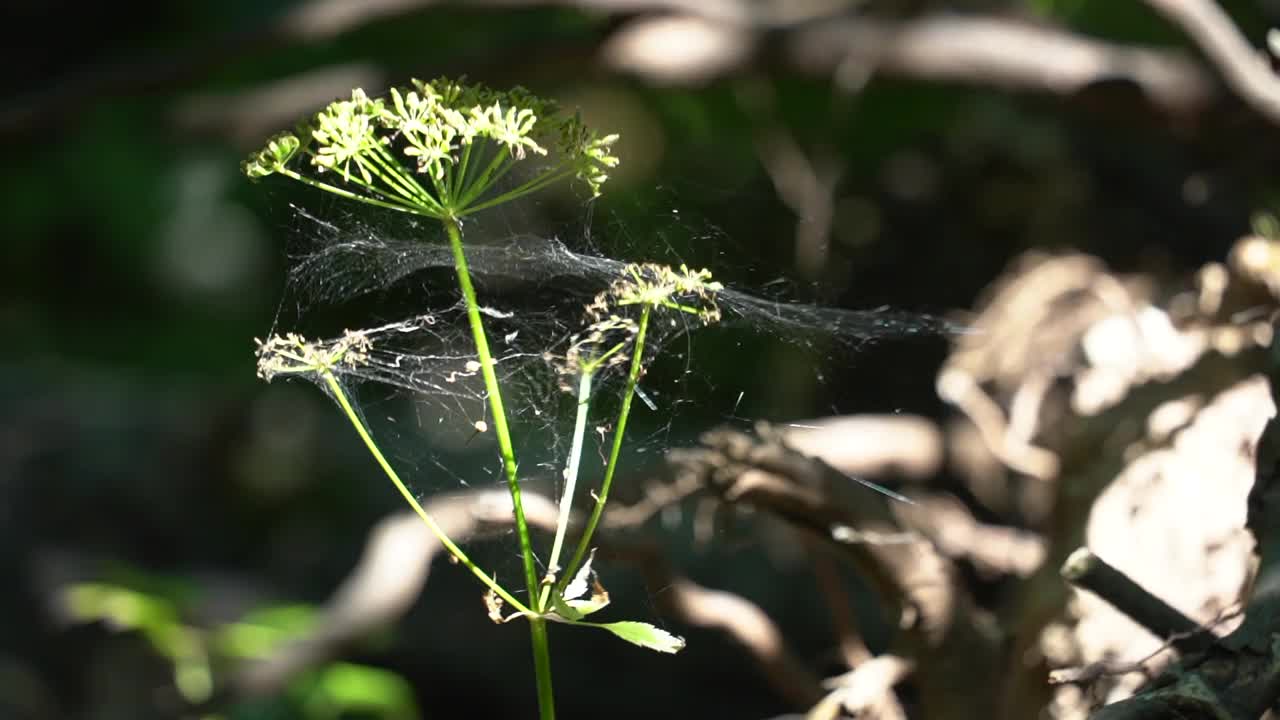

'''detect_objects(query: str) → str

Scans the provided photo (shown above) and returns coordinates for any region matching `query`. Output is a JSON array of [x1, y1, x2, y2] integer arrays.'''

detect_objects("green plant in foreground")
[[247, 78, 721, 718], [62, 578, 418, 719]]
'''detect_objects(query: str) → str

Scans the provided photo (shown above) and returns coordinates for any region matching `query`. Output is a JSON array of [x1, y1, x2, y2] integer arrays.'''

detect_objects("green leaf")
[[550, 549, 610, 619], [565, 593, 609, 617], [216, 604, 319, 659], [550, 592, 584, 622], [1252, 211, 1280, 240], [590, 621, 685, 653], [566, 575, 610, 617], [303, 662, 419, 720]]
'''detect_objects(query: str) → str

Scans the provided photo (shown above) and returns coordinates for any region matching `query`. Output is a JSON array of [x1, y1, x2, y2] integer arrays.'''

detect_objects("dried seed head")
[[255, 330, 373, 381]]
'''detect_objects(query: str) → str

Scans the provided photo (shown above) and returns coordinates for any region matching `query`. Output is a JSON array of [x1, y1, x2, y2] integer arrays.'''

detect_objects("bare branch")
[[1050, 606, 1242, 686], [817, 655, 913, 720], [1060, 548, 1210, 655], [806, 543, 912, 720], [611, 542, 827, 708], [220, 489, 558, 701], [1085, 356, 1280, 719], [671, 423, 1007, 720], [783, 14, 1215, 118], [780, 414, 944, 481], [216, 482, 829, 713], [1142, 0, 1280, 125], [7, 4, 1222, 135], [898, 493, 1046, 578]]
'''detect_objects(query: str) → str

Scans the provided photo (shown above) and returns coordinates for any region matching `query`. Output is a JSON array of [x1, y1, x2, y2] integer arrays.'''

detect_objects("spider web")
[[261, 191, 956, 580]]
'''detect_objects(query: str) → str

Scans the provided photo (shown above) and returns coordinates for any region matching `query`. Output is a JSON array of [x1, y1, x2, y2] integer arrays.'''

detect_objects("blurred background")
[[4, 1, 1280, 718]]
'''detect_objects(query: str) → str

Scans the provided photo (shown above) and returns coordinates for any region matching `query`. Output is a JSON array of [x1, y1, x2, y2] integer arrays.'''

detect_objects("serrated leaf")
[[593, 621, 685, 653]]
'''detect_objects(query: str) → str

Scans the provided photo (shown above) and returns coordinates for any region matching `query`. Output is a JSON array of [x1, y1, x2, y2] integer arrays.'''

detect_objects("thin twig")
[[1061, 548, 1209, 655], [1049, 606, 1242, 685]]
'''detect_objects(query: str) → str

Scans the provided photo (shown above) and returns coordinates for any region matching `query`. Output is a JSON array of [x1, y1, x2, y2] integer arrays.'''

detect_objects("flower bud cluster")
[[243, 77, 620, 204]]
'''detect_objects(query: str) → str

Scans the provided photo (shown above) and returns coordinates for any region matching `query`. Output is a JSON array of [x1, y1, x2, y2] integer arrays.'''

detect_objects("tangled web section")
[[265, 204, 956, 540]]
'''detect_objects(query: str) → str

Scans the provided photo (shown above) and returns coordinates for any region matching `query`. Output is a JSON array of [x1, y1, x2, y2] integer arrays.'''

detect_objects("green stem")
[[321, 370, 529, 615], [456, 144, 511, 209], [539, 369, 594, 611], [558, 304, 652, 594], [279, 168, 435, 218], [530, 618, 555, 720], [369, 144, 439, 210], [443, 218, 539, 599], [444, 217, 554, 719], [364, 149, 420, 203], [472, 153, 520, 195], [459, 166, 574, 218], [453, 140, 475, 202]]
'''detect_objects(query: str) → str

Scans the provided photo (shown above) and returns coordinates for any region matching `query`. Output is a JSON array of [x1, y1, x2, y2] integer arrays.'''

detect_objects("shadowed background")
[[3, 1, 1278, 718]]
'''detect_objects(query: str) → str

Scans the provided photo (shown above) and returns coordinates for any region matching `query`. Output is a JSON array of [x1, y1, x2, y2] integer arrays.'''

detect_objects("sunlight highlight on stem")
[[540, 369, 594, 611], [559, 303, 652, 594]]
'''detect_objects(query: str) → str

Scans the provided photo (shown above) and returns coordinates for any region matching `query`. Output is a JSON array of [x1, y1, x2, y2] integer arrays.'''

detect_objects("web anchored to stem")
[[248, 77, 945, 719], [248, 77, 701, 720]]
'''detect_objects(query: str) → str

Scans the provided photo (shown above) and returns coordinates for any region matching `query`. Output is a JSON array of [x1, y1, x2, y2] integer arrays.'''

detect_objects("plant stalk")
[[444, 217, 553, 719], [540, 369, 594, 611], [443, 218, 540, 599], [559, 304, 652, 593], [321, 370, 529, 614], [530, 617, 555, 720]]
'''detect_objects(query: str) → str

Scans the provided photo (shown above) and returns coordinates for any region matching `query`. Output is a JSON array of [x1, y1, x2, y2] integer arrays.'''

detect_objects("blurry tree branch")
[[1048, 604, 1243, 687], [896, 493, 1045, 577], [1060, 548, 1211, 656], [220, 488, 559, 702], [780, 414, 944, 481], [213, 482, 827, 712], [745, 101, 843, 281], [1085, 355, 1280, 719], [804, 537, 913, 720], [6, 1, 1227, 135], [279, 0, 838, 31], [607, 541, 828, 708], [926, 237, 1280, 718], [1141, 0, 1280, 126], [809, 654, 913, 720], [775, 14, 1213, 118], [211, 404, 958, 715], [670, 422, 1002, 720]]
